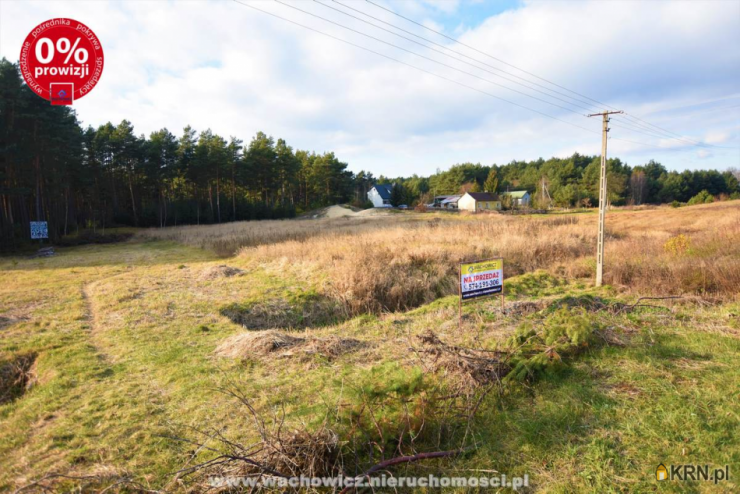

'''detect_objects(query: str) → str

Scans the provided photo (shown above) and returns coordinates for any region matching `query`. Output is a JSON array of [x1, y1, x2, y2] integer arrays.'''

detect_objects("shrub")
[[505, 308, 598, 382], [663, 234, 690, 256], [687, 190, 714, 205]]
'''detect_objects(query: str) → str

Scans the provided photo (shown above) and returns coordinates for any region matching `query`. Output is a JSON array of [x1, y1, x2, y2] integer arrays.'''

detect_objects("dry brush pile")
[[0, 352, 37, 404], [214, 329, 365, 363]]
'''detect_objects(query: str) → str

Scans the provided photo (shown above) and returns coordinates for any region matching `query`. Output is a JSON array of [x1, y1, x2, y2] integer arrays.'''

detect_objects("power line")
[[364, 0, 735, 150], [610, 121, 693, 142], [612, 114, 737, 149], [313, 0, 597, 114], [231, 1, 730, 153], [309, 0, 718, 144], [621, 112, 735, 148], [364, 0, 612, 110], [273, 0, 591, 117], [230, 0, 601, 137], [327, 0, 603, 113]]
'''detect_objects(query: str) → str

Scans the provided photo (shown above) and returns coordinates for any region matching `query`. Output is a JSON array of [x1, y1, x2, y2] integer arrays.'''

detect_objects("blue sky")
[[1, 0, 738, 176]]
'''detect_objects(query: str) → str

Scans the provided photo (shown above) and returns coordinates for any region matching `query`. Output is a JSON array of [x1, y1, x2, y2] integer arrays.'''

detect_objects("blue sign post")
[[30, 221, 48, 240]]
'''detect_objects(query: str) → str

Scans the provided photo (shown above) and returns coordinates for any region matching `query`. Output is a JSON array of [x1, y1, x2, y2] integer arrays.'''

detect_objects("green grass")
[[465, 310, 739, 493], [1, 239, 737, 492]]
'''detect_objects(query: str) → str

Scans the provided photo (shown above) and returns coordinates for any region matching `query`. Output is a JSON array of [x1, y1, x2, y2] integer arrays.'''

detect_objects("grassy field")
[[1, 202, 739, 492]]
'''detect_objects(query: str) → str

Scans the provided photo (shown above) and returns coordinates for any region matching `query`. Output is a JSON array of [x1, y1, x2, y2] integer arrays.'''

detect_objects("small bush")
[[663, 234, 691, 256], [505, 308, 598, 382], [506, 271, 564, 297], [687, 190, 714, 206]]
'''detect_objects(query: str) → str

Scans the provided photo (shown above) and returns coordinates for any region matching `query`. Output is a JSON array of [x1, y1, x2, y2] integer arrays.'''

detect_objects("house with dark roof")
[[458, 192, 501, 212], [367, 184, 393, 207]]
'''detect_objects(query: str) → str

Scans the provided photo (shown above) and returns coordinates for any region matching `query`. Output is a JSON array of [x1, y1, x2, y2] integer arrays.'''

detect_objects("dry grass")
[[415, 331, 510, 394], [247, 202, 739, 313], [214, 330, 304, 358], [604, 203, 740, 296], [249, 214, 596, 314], [214, 330, 364, 362], [142, 202, 740, 315], [137, 216, 411, 256], [198, 264, 244, 280]]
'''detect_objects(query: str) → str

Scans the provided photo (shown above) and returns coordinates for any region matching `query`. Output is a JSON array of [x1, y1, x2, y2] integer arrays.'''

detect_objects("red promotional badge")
[[19, 18, 104, 105]]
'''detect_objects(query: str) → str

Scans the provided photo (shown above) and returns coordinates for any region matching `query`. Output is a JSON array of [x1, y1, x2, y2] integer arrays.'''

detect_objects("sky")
[[1, 0, 739, 176]]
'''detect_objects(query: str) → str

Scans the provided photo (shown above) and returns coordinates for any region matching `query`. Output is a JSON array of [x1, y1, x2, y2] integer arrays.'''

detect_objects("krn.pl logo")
[[656, 464, 668, 481]]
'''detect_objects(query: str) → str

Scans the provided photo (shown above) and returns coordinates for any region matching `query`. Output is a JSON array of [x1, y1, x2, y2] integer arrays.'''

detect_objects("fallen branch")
[[338, 449, 465, 494], [612, 296, 682, 315]]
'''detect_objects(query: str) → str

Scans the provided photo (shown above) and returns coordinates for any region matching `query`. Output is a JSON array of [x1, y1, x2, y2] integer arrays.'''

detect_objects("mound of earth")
[[199, 265, 244, 280], [300, 205, 362, 219], [354, 207, 397, 217], [214, 330, 364, 361], [298, 204, 401, 219], [215, 330, 303, 357]]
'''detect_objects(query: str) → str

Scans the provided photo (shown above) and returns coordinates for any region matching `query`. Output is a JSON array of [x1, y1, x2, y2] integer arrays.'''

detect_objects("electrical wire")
[[327, 0, 603, 113], [231, 0, 735, 153], [273, 0, 591, 117], [364, 0, 735, 150], [231, 0, 602, 137], [321, 0, 709, 143]]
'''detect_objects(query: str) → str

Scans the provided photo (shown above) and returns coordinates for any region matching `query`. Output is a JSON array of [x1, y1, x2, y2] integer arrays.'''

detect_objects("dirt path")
[[81, 280, 113, 363]]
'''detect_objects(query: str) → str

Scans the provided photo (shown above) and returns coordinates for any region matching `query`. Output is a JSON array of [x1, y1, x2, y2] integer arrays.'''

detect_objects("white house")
[[432, 195, 453, 207], [458, 192, 501, 212], [440, 195, 461, 209], [504, 190, 531, 207], [367, 184, 393, 208]]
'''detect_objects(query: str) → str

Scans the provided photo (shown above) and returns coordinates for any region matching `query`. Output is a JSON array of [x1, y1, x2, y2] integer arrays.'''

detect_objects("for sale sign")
[[460, 259, 503, 301]]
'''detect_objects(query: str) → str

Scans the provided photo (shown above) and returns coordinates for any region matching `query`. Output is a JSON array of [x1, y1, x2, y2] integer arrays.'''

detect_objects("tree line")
[[2, 57, 738, 248], [379, 155, 739, 209], [1, 59, 363, 246]]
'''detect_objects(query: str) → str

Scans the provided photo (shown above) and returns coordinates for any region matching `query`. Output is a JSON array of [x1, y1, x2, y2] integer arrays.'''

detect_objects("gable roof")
[[371, 184, 393, 199], [440, 195, 461, 204], [465, 192, 500, 201], [504, 190, 529, 198]]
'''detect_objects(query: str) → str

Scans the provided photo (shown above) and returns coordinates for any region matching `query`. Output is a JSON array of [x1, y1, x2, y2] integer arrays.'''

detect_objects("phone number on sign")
[[463, 278, 500, 291]]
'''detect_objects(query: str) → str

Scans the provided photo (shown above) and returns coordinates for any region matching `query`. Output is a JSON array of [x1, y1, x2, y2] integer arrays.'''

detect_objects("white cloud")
[[1, 0, 738, 174]]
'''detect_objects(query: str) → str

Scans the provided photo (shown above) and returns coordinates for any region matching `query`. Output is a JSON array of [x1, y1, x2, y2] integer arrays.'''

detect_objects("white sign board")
[[460, 258, 503, 301], [30, 221, 48, 239]]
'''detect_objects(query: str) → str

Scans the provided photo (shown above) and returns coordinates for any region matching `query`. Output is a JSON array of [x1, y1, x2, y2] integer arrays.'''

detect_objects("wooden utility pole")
[[588, 110, 623, 287]]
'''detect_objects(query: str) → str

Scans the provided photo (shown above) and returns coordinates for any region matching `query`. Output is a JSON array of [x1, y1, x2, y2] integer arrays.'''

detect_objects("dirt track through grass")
[[81, 281, 113, 364]]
